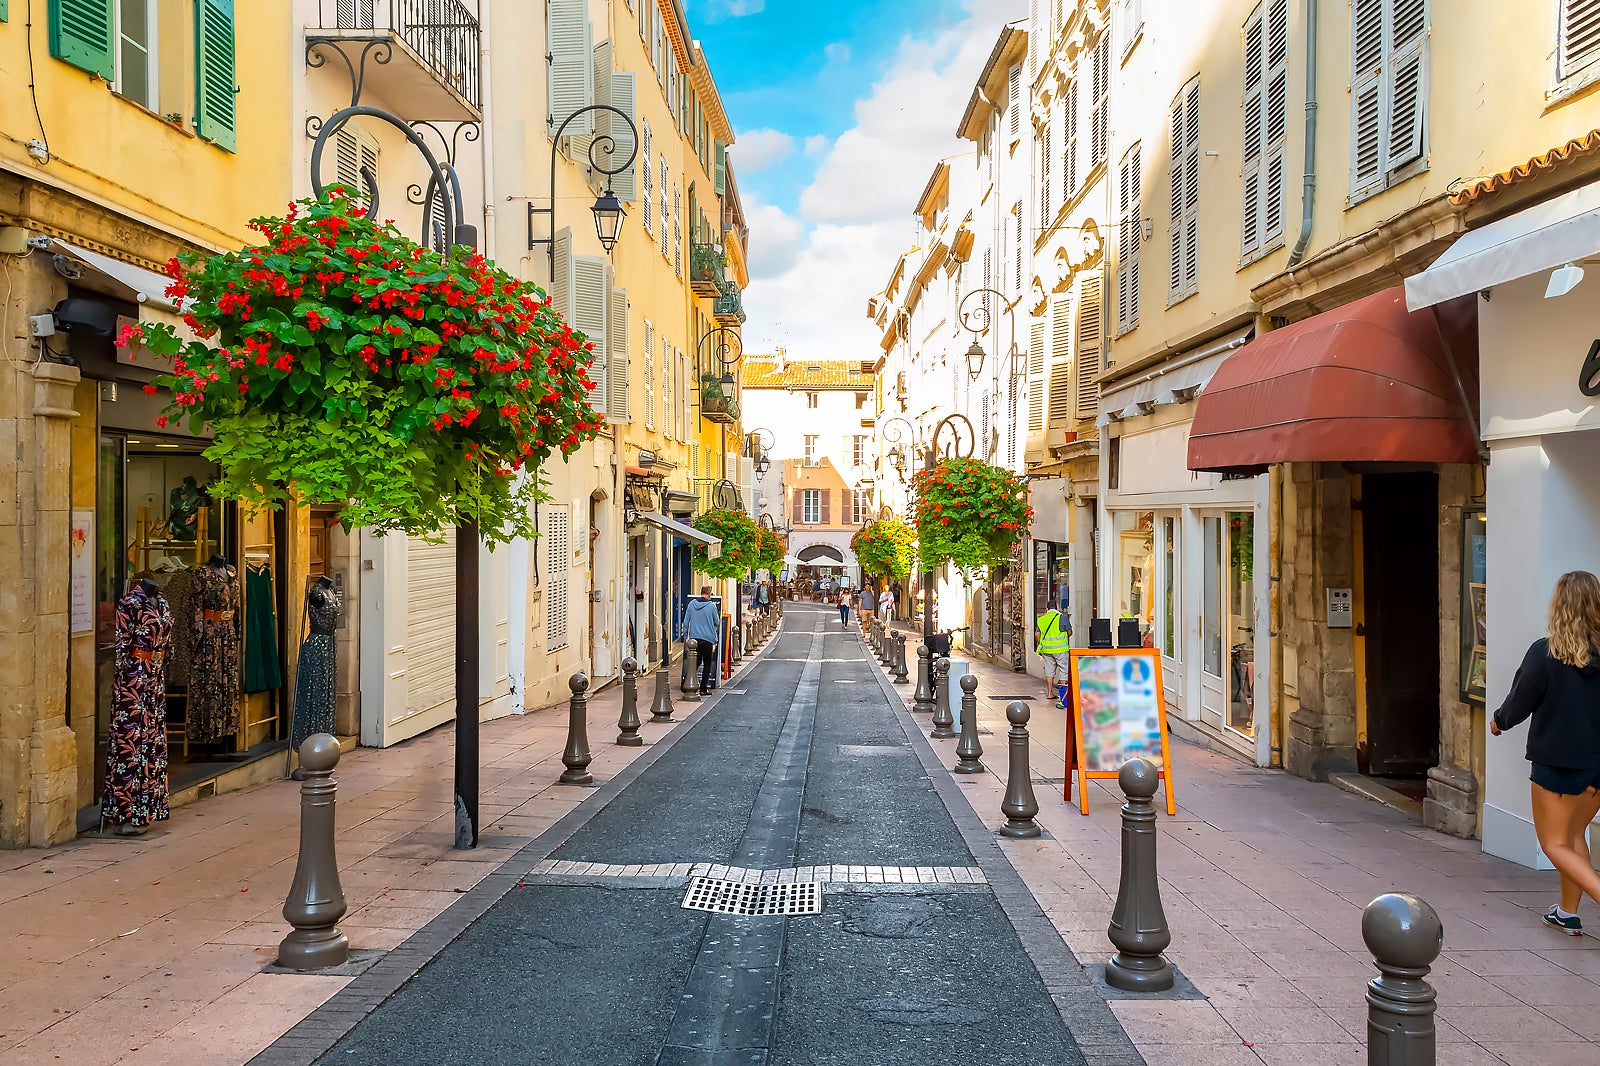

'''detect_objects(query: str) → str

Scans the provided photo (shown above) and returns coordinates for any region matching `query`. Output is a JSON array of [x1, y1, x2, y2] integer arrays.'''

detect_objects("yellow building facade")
[[0, 0, 296, 846]]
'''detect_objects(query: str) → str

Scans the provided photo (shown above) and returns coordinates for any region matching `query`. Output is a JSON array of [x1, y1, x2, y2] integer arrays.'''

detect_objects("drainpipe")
[[1285, 0, 1318, 268]]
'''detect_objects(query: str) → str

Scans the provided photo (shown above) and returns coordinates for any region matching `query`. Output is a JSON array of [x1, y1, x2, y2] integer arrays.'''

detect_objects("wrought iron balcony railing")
[[713, 289, 746, 326], [690, 242, 729, 298], [699, 374, 741, 425], [313, 0, 482, 119]]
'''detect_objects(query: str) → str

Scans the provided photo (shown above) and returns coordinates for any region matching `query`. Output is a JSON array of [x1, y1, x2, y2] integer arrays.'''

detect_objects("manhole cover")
[[682, 877, 823, 916]]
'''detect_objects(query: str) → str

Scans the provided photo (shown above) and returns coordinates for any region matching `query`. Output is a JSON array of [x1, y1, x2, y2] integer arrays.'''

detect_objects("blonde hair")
[[1547, 571, 1600, 668]]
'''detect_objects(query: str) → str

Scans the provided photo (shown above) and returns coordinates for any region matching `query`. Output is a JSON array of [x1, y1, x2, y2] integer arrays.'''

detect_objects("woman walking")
[[1492, 570, 1600, 934], [837, 587, 852, 627]]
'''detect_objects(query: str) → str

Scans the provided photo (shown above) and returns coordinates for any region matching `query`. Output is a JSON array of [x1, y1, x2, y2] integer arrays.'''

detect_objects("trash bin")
[[946, 659, 969, 728], [927, 633, 953, 657]]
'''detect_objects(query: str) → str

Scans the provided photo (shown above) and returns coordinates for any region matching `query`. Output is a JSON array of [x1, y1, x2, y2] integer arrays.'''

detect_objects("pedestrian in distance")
[[860, 583, 877, 634], [755, 579, 771, 616], [838, 587, 852, 627], [879, 584, 896, 622], [682, 586, 722, 696], [1491, 569, 1600, 936], [1035, 598, 1073, 707]]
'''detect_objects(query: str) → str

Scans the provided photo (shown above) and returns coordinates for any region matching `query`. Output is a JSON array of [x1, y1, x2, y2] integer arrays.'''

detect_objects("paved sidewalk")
[[890, 642, 1600, 1066], [0, 656, 747, 1066]]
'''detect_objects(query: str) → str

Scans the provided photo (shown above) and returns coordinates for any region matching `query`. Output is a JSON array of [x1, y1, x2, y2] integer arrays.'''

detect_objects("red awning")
[[1186, 287, 1481, 474]]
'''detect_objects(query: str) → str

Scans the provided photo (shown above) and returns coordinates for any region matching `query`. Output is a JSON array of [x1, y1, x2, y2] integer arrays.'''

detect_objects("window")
[[1063, 76, 1079, 197], [802, 489, 821, 524], [1040, 108, 1053, 223], [643, 320, 655, 429], [641, 122, 654, 233], [852, 488, 872, 525], [1008, 63, 1022, 140], [805, 391, 819, 409], [1202, 515, 1223, 676], [659, 159, 670, 257], [803, 434, 819, 465], [1242, 0, 1289, 258], [1559, 0, 1600, 82], [1168, 77, 1201, 303], [1350, 0, 1428, 200], [1120, 0, 1144, 53], [114, 0, 156, 110], [852, 435, 866, 467], [1116, 144, 1141, 335], [1090, 34, 1109, 170]]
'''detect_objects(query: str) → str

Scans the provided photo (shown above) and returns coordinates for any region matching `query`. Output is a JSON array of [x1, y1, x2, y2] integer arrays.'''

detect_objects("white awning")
[[639, 512, 720, 559], [1406, 181, 1600, 310], [1096, 326, 1254, 419], [43, 238, 186, 312]]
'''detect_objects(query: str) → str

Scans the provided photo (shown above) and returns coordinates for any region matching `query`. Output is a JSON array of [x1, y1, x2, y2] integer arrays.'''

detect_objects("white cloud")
[[730, 128, 796, 175], [824, 42, 852, 66], [743, 0, 1027, 360], [700, 0, 765, 20]]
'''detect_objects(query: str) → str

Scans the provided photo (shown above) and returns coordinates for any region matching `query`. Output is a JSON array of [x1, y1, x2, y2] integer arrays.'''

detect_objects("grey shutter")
[[573, 39, 610, 163], [1047, 294, 1072, 429], [608, 72, 638, 201], [195, 0, 238, 151], [1168, 92, 1186, 301], [549, 227, 575, 323], [1075, 272, 1103, 419], [1117, 145, 1140, 334], [548, 0, 594, 136], [1241, 6, 1265, 255], [608, 286, 630, 423], [1027, 317, 1046, 433], [50, 0, 114, 80], [574, 255, 609, 415], [1350, 0, 1385, 193], [1386, 0, 1427, 172], [1263, 0, 1289, 244]]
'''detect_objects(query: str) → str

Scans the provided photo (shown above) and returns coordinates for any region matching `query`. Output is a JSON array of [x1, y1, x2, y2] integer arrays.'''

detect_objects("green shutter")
[[713, 140, 726, 196], [194, 0, 237, 152], [1, 2, 9, 23], [49, 0, 115, 79]]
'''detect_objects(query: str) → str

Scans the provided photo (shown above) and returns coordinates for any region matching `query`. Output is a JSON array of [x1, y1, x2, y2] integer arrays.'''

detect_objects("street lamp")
[[528, 104, 641, 273], [957, 287, 1020, 381], [591, 189, 626, 252]]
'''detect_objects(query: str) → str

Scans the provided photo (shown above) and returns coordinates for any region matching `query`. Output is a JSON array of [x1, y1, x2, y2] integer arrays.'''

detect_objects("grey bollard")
[[649, 660, 676, 722], [1363, 894, 1442, 1066], [559, 672, 594, 785], [953, 673, 985, 773], [893, 634, 910, 683], [278, 734, 349, 969], [913, 644, 936, 714], [617, 657, 642, 746], [681, 641, 700, 700], [930, 656, 956, 738], [999, 701, 1042, 837], [1105, 758, 1174, 991]]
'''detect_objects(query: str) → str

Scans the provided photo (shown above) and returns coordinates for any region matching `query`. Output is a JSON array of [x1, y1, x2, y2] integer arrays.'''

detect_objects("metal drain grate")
[[681, 877, 823, 916]]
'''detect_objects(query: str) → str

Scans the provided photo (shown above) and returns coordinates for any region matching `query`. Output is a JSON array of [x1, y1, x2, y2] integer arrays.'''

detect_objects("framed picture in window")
[[1460, 506, 1487, 705]]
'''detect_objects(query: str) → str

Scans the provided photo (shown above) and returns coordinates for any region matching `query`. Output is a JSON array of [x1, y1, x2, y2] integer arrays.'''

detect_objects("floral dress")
[[291, 581, 341, 750], [103, 585, 172, 828], [189, 564, 242, 743]]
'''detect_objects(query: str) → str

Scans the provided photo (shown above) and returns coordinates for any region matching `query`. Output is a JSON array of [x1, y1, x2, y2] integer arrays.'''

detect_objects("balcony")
[[310, 0, 482, 121], [700, 374, 741, 425], [713, 289, 746, 326], [690, 242, 729, 298]]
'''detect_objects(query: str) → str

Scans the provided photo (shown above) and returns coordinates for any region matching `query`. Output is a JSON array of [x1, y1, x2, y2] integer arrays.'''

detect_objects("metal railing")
[[320, 0, 482, 111], [690, 242, 729, 292], [713, 289, 746, 324]]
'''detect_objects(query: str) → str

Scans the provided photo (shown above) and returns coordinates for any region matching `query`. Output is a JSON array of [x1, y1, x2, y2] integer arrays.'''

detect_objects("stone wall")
[[1425, 463, 1484, 838]]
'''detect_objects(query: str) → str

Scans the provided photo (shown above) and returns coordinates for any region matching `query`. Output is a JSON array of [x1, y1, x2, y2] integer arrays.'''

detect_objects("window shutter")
[[1006, 372, 1020, 466], [1386, 0, 1427, 172], [574, 256, 609, 415], [1117, 145, 1140, 334], [548, 0, 594, 136], [1014, 201, 1024, 291], [661, 336, 671, 434], [714, 140, 727, 195], [660, 158, 670, 256], [1091, 34, 1109, 168], [50, 0, 114, 79], [607, 72, 638, 201], [820, 489, 832, 525], [1009, 65, 1022, 138], [1075, 272, 1103, 419], [792, 490, 803, 525], [679, 348, 689, 441], [194, 0, 238, 151], [549, 227, 575, 323], [1168, 93, 1186, 301], [573, 40, 610, 163], [1064, 79, 1079, 195], [643, 320, 655, 429], [673, 187, 683, 275], [1040, 118, 1053, 223], [1263, 0, 1289, 244], [1561, 0, 1600, 78], [1350, 0, 1385, 193], [608, 285, 629, 423], [545, 506, 571, 652], [1183, 82, 1200, 294], [1047, 294, 1072, 430], [1241, 6, 1265, 255], [1027, 317, 1046, 433]]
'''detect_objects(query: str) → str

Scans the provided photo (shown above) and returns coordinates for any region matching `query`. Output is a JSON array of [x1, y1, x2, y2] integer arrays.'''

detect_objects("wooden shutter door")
[[792, 490, 803, 526], [195, 0, 238, 151], [1075, 272, 1104, 420]]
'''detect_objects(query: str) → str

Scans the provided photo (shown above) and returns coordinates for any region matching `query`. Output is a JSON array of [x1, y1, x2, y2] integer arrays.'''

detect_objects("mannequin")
[[103, 579, 173, 834], [290, 575, 341, 769], [189, 555, 242, 744], [167, 477, 203, 541]]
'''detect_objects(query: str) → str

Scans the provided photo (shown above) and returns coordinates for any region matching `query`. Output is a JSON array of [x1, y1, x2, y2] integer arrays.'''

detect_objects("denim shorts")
[[1530, 763, 1600, 796]]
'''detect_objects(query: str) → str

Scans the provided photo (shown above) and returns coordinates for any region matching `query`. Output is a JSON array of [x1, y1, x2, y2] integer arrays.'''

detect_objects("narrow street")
[[283, 603, 1106, 1065]]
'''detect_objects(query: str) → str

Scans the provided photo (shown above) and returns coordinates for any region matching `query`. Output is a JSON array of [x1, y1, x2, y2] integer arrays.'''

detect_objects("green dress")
[[242, 563, 283, 694]]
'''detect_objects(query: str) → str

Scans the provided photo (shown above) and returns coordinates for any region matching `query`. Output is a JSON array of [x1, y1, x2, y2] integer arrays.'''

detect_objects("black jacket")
[[1493, 638, 1600, 768]]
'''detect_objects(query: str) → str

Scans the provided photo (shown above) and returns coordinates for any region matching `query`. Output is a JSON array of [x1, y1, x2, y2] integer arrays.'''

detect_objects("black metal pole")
[[454, 517, 480, 849]]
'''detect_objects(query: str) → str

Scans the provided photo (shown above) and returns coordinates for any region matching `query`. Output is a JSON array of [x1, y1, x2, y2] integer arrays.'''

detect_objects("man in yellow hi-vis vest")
[[1035, 605, 1073, 707]]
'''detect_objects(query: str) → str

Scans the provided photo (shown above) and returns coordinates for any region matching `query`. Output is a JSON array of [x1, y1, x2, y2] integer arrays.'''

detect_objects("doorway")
[[1360, 471, 1441, 776]]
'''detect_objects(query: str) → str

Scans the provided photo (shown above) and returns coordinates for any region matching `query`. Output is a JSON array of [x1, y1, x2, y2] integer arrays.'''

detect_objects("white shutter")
[[661, 336, 671, 434], [1029, 0, 1040, 78], [574, 255, 609, 415], [573, 40, 610, 164], [1064, 79, 1079, 195], [1013, 201, 1024, 291], [545, 506, 572, 653], [606, 72, 639, 202], [1047, 294, 1072, 430], [1009, 64, 1022, 139], [608, 286, 630, 423], [404, 531, 456, 718], [1027, 317, 1046, 433], [1006, 370, 1020, 466], [660, 159, 670, 257], [679, 348, 690, 441], [643, 320, 655, 429], [549, 227, 575, 323], [1075, 272, 1103, 419], [673, 186, 683, 275], [1091, 34, 1109, 168], [547, 0, 593, 136], [1040, 116, 1052, 223], [1117, 144, 1140, 334], [1561, 0, 1600, 79], [1386, 0, 1428, 172]]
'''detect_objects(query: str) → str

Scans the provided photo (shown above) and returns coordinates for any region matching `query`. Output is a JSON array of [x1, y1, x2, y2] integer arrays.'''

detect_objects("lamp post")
[[527, 105, 642, 271], [957, 287, 1020, 383]]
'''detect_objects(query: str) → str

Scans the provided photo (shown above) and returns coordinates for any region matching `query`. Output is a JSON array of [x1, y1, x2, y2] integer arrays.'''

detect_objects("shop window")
[[1033, 539, 1070, 631], [1226, 511, 1256, 734], [1202, 515, 1223, 676], [1116, 511, 1155, 645], [1162, 516, 1178, 660]]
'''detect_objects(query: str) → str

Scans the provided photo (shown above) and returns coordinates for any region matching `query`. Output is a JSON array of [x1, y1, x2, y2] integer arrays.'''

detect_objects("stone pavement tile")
[[1136, 1046, 1264, 1066], [1246, 1041, 1366, 1066], [1483, 1042, 1600, 1066], [1446, 948, 1578, 977], [1108, 1000, 1241, 1045], [1201, 976, 1316, 1009], [1209, 1004, 1351, 1045], [1536, 1003, 1600, 1040], [5, 992, 200, 1066], [1256, 948, 1374, 979], [104, 943, 266, 1002], [110, 974, 351, 1066], [1535, 945, 1600, 974], [1485, 972, 1600, 1004], [1439, 1003, 1584, 1043]]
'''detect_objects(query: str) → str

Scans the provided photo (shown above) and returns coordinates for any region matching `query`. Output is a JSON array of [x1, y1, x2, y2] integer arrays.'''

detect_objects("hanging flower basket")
[[691, 508, 760, 579], [120, 190, 601, 545], [851, 518, 917, 581], [911, 457, 1032, 574], [755, 525, 787, 575]]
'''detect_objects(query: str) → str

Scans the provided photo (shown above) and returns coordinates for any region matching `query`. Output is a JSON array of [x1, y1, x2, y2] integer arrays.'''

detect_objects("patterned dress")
[[103, 585, 172, 828], [291, 581, 341, 750], [189, 564, 242, 743]]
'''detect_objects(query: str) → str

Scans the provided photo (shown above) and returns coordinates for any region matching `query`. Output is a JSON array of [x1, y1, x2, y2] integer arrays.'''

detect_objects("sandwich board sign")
[[1064, 647, 1176, 816]]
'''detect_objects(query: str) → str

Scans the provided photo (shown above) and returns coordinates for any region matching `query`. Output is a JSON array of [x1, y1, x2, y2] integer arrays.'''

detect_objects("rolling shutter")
[[49, 0, 113, 80], [1075, 272, 1104, 418], [1047, 294, 1072, 430], [608, 285, 630, 423], [574, 255, 608, 415], [404, 531, 456, 720], [545, 506, 572, 653], [548, 0, 593, 136], [195, 0, 238, 151]]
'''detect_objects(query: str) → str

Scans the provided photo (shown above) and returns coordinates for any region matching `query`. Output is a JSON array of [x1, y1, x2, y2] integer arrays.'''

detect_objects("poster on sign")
[[1065, 648, 1176, 816]]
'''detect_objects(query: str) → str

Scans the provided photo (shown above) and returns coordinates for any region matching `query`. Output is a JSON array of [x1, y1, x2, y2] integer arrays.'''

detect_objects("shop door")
[[1361, 472, 1441, 776], [1199, 515, 1225, 728]]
